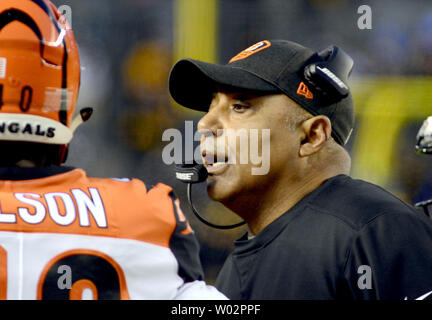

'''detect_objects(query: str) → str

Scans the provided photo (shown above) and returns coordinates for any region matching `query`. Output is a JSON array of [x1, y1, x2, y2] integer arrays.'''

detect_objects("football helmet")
[[0, 0, 89, 148]]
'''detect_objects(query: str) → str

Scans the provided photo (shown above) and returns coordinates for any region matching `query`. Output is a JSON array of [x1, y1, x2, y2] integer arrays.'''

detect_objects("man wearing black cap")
[[169, 40, 432, 300]]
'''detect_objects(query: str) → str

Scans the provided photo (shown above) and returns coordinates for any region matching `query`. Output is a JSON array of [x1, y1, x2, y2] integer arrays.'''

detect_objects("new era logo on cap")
[[229, 40, 271, 63], [296, 82, 314, 100]]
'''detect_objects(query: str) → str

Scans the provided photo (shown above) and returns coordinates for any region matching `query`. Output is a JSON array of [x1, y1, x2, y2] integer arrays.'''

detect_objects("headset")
[[175, 45, 354, 229], [304, 46, 354, 100]]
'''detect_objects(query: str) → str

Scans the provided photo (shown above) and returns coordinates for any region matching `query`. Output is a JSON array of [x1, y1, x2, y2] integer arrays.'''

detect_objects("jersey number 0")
[[0, 246, 130, 300]]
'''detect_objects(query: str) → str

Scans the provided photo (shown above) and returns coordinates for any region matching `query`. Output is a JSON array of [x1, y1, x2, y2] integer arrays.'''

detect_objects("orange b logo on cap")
[[229, 40, 271, 63]]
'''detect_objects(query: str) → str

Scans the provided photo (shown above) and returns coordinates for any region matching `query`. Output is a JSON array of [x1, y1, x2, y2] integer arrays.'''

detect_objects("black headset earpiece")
[[304, 46, 354, 99]]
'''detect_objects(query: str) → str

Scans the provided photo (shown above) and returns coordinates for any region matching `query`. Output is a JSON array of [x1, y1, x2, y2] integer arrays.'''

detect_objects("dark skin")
[[198, 89, 350, 235]]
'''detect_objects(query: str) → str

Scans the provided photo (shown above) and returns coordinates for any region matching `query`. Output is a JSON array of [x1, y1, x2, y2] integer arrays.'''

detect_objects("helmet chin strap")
[[59, 144, 69, 164], [70, 107, 93, 133], [60, 107, 93, 164]]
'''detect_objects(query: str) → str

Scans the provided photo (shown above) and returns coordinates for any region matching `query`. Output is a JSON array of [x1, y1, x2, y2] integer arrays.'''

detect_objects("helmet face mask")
[[0, 0, 81, 147], [416, 116, 432, 155]]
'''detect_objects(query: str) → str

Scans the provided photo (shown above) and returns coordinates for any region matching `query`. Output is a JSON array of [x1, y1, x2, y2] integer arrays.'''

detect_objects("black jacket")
[[216, 174, 432, 300]]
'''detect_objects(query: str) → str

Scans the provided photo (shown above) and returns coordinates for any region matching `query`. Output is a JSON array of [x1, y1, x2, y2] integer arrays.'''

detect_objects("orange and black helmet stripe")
[[30, 0, 62, 33], [30, 0, 69, 125], [0, 0, 69, 124], [0, 9, 44, 55]]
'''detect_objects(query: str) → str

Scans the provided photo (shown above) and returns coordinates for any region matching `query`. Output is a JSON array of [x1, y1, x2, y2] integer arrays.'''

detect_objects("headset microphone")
[[175, 163, 208, 183], [175, 163, 246, 229]]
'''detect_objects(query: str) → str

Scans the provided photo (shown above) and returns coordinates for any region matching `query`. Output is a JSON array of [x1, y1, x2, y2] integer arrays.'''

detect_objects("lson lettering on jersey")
[[0, 188, 107, 228]]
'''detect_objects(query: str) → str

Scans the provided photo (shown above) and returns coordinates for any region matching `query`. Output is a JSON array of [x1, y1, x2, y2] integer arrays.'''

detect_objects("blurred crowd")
[[58, 0, 432, 283]]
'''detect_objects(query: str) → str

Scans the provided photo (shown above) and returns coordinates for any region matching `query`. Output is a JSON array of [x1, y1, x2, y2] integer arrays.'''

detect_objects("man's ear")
[[299, 116, 332, 157]]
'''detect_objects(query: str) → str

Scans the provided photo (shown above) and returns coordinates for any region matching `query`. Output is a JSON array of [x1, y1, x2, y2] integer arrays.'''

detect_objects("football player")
[[0, 0, 226, 300]]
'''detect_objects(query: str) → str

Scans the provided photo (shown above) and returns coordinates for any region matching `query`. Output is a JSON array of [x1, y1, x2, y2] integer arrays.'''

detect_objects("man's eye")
[[231, 104, 249, 112]]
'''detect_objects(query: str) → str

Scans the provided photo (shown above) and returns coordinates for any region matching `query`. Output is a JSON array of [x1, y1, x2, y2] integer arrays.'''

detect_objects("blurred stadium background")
[[55, 0, 432, 283]]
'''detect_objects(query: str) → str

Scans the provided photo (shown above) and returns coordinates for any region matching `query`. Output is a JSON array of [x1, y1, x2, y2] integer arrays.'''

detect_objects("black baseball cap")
[[168, 40, 354, 145]]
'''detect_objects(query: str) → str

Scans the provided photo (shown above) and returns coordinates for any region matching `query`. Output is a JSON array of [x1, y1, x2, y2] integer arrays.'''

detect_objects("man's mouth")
[[202, 151, 229, 174]]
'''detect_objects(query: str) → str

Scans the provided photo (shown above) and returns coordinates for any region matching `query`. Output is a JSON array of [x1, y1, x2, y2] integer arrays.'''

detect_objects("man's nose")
[[198, 107, 223, 138]]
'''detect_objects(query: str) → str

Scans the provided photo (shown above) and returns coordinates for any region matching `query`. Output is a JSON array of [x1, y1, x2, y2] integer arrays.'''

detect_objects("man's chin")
[[206, 178, 235, 202]]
